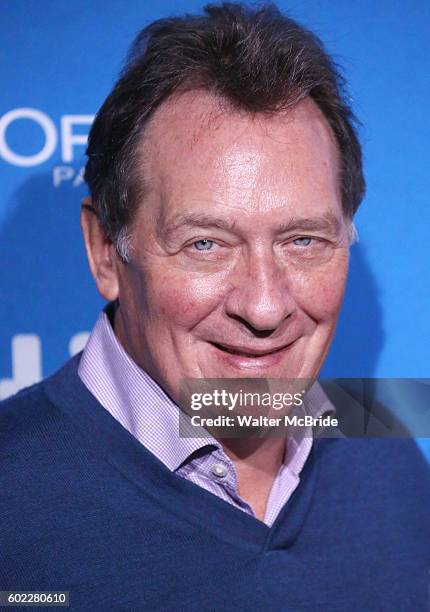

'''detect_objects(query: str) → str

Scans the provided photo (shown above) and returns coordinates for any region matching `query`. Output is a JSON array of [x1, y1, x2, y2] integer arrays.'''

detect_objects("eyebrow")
[[275, 212, 343, 236], [160, 210, 343, 240], [159, 212, 238, 240]]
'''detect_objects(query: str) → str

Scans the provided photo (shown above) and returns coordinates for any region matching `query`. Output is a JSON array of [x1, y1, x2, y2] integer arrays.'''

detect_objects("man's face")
[[113, 91, 350, 400]]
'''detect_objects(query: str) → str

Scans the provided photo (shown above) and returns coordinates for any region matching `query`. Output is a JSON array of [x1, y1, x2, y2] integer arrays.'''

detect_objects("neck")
[[219, 436, 286, 521]]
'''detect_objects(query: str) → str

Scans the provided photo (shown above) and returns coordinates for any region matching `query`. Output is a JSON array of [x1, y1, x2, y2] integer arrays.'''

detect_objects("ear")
[[80, 196, 119, 301]]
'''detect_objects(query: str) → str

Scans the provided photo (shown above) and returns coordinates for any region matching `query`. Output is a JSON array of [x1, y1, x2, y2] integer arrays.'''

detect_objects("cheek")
[[291, 258, 348, 321], [146, 270, 229, 327]]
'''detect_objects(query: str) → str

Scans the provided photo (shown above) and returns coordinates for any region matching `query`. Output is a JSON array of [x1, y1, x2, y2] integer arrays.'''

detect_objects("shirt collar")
[[78, 307, 220, 472]]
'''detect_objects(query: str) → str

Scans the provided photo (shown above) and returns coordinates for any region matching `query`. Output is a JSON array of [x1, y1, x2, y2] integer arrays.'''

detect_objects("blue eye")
[[293, 236, 312, 247], [193, 239, 214, 251]]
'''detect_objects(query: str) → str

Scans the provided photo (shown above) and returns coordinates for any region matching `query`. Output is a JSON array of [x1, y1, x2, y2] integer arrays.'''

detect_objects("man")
[[1, 3, 429, 610]]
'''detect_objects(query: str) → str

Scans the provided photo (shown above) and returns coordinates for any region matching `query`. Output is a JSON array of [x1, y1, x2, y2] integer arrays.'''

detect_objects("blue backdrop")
[[1, 1, 429, 457]]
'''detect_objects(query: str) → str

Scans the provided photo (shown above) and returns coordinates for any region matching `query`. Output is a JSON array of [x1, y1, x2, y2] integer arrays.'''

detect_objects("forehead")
[[136, 90, 342, 223]]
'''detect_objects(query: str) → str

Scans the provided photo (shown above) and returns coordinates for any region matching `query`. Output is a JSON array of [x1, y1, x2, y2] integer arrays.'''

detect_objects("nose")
[[224, 248, 295, 334]]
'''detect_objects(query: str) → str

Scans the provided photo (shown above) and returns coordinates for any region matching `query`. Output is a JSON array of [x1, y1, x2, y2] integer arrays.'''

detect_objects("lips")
[[209, 341, 294, 358]]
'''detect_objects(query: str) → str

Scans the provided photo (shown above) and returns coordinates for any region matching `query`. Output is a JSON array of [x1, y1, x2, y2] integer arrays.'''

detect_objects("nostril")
[[228, 315, 278, 337]]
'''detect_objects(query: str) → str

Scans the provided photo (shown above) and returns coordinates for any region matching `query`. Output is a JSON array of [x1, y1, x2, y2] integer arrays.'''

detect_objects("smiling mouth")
[[209, 341, 295, 358]]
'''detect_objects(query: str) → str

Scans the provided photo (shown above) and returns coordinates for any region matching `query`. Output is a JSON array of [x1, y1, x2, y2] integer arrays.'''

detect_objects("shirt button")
[[211, 463, 228, 478]]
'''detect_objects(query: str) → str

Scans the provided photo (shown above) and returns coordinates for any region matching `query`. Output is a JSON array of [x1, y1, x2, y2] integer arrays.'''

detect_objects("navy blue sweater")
[[1, 355, 429, 611]]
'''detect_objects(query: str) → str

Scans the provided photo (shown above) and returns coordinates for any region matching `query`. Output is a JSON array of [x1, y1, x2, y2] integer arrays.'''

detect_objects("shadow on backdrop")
[[0, 170, 103, 379]]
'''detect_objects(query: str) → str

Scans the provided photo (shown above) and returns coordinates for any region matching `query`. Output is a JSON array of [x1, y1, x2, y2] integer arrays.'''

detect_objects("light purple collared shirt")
[[78, 309, 334, 526]]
